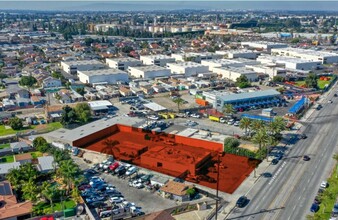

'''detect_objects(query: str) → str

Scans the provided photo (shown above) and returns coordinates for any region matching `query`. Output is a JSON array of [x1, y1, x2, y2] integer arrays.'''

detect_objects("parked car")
[[320, 181, 328, 188], [271, 159, 279, 165], [126, 166, 137, 176], [110, 197, 124, 204], [303, 155, 310, 161], [310, 203, 319, 212], [236, 196, 248, 208], [300, 134, 307, 139], [233, 121, 240, 126]]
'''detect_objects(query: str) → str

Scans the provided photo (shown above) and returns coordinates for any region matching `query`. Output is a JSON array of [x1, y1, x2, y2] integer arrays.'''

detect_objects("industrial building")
[[241, 41, 288, 52], [88, 100, 114, 115], [106, 57, 142, 70], [77, 69, 129, 84], [271, 47, 338, 64], [140, 55, 175, 67], [214, 89, 281, 111], [60, 60, 106, 74], [128, 65, 171, 79], [257, 55, 322, 70], [171, 52, 223, 63], [166, 62, 209, 77], [212, 66, 258, 82], [201, 59, 260, 71], [216, 50, 259, 59], [245, 64, 287, 79]]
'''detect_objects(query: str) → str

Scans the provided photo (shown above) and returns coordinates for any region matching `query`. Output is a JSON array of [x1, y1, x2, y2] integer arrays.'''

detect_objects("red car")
[[78, 184, 91, 191], [109, 162, 120, 172]]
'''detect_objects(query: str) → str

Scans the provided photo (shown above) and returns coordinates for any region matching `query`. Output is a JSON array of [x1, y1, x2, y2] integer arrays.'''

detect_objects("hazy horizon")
[[1, 1, 338, 12]]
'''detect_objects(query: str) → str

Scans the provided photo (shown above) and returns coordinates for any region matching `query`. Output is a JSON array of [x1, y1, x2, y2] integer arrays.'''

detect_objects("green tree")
[[305, 73, 318, 89], [223, 137, 240, 149], [21, 163, 38, 181], [333, 153, 338, 178], [41, 183, 56, 212], [268, 116, 286, 136], [22, 179, 38, 202], [173, 97, 184, 112], [236, 75, 251, 88], [222, 104, 235, 116], [272, 76, 285, 82], [250, 120, 265, 133], [33, 136, 49, 152], [252, 128, 269, 150], [9, 117, 23, 130], [59, 160, 79, 195], [239, 118, 252, 134], [19, 75, 37, 88], [6, 168, 22, 189], [74, 103, 91, 123], [84, 37, 94, 46], [71, 186, 81, 204], [60, 105, 77, 126], [75, 87, 85, 96]]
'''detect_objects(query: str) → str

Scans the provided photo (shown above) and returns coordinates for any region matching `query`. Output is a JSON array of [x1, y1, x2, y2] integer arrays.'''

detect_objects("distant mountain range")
[[1, 1, 338, 12]]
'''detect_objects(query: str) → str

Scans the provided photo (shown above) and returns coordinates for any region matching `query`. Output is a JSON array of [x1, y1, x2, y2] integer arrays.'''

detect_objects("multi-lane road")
[[227, 87, 338, 220]]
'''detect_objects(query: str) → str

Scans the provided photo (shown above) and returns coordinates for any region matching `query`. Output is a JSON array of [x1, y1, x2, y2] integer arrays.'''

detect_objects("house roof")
[[10, 142, 29, 150], [14, 153, 32, 162], [37, 156, 55, 172], [0, 162, 21, 175], [160, 181, 192, 196]]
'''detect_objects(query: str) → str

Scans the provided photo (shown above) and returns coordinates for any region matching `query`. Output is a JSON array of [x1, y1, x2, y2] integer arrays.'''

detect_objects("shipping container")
[[209, 115, 220, 122], [196, 98, 209, 106]]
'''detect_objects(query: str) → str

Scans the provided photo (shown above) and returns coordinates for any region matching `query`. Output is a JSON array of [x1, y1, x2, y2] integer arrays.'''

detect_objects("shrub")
[[224, 137, 240, 149]]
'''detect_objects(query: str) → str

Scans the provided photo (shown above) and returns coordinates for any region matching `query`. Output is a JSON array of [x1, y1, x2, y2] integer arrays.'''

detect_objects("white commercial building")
[[241, 41, 288, 52], [128, 65, 171, 79], [202, 59, 259, 71], [271, 47, 338, 64], [246, 64, 286, 79], [213, 66, 258, 82], [106, 57, 142, 71], [171, 52, 223, 63], [257, 55, 322, 70], [140, 55, 175, 67], [216, 50, 259, 59], [77, 69, 129, 84], [60, 60, 106, 74], [166, 62, 209, 77]]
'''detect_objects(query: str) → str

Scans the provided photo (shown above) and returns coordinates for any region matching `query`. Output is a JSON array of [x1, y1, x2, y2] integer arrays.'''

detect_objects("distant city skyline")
[[0, 1, 338, 11]]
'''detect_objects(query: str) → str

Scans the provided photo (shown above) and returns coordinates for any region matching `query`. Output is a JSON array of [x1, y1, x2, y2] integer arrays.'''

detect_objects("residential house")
[[119, 87, 133, 97], [140, 85, 154, 95], [2, 99, 16, 110], [16, 97, 31, 107], [0, 163, 21, 179], [10, 142, 32, 154], [16, 89, 30, 99], [30, 96, 45, 106], [14, 153, 32, 165], [159, 181, 194, 202], [31, 89, 41, 97], [36, 156, 55, 173], [0, 181, 33, 219], [42, 77, 62, 88]]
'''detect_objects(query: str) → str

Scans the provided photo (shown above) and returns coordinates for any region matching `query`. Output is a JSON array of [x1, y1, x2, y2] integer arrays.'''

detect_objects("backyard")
[[34, 199, 76, 215], [0, 155, 14, 163], [0, 143, 10, 149], [0, 122, 63, 137], [294, 76, 334, 90]]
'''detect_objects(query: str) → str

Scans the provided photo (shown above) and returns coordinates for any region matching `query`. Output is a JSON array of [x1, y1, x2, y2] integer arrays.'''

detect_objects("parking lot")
[[73, 157, 177, 218]]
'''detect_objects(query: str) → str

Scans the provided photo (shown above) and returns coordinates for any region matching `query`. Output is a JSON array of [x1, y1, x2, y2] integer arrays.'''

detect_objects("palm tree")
[[22, 179, 38, 202], [41, 183, 56, 212], [59, 160, 79, 195], [239, 118, 252, 134], [268, 116, 286, 136], [222, 104, 235, 116], [21, 163, 38, 181], [101, 139, 120, 157], [71, 186, 81, 204], [250, 120, 265, 133], [6, 168, 22, 189], [173, 97, 184, 112], [252, 129, 269, 160]]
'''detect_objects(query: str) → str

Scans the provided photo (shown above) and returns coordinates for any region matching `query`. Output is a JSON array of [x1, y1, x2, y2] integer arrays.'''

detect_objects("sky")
[[0, 1, 338, 11]]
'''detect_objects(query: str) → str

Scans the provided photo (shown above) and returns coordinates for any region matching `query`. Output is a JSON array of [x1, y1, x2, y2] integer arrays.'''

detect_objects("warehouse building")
[[77, 69, 129, 84], [201, 59, 260, 71], [167, 62, 209, 77], [128, 65, 171, 79], [106, 57, 142, 70], [271, 47, 338, 64], [214, 89, 281, 111], [216, 50, 259, 59], [171, 52, 223, 63], [241, 41, 288, 52], [212, 66, 258, 82], [246, 64, 286, 79], [88, 100, 114, 115], [257, 55, 322, 70], [60, 60, 106, 74], [140, 55, 175, 67]]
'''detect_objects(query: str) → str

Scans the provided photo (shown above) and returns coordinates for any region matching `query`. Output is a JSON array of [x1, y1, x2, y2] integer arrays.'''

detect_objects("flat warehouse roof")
[[78, 69, 127, 76], [218, 89, 280, 102], [88, 100, 113, 108], [143, 102, 167, 112]]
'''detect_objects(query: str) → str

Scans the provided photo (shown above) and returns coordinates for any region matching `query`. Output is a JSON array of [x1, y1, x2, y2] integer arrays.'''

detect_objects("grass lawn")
[[0, 143, 10, 149], [31, 151, 43, 159], [0, 155, 14, 163], [46, 122, 63, 131], [0, 125, 16, 136], [35, 199, 76, 214], [294, 77, 333, 90], [313, 166, 338, 219]]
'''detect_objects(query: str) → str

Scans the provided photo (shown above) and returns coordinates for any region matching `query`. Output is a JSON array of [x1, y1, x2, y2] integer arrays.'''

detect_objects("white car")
[[191, 113, 201, 118], [320, 181, 328, 188], [126, 166, 137, 176], [122, 201, 135, 208], [219, 118, 226, 123], [110, 197, 124, 204], [227, 119, 235, 125], [148, 115, 159, 120], [234, 121, 240, 126]]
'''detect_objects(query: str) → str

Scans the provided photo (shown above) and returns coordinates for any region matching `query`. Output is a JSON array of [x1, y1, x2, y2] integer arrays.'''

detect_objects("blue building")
[[215, 89, 281, 111]]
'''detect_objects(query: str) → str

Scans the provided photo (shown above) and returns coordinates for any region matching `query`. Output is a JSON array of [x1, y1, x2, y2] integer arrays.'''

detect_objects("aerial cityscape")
[[0, 1, 338, 220]]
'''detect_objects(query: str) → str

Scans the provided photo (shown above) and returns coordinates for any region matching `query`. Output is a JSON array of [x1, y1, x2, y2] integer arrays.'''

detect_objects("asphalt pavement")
[[226, 83, 338, 220]]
